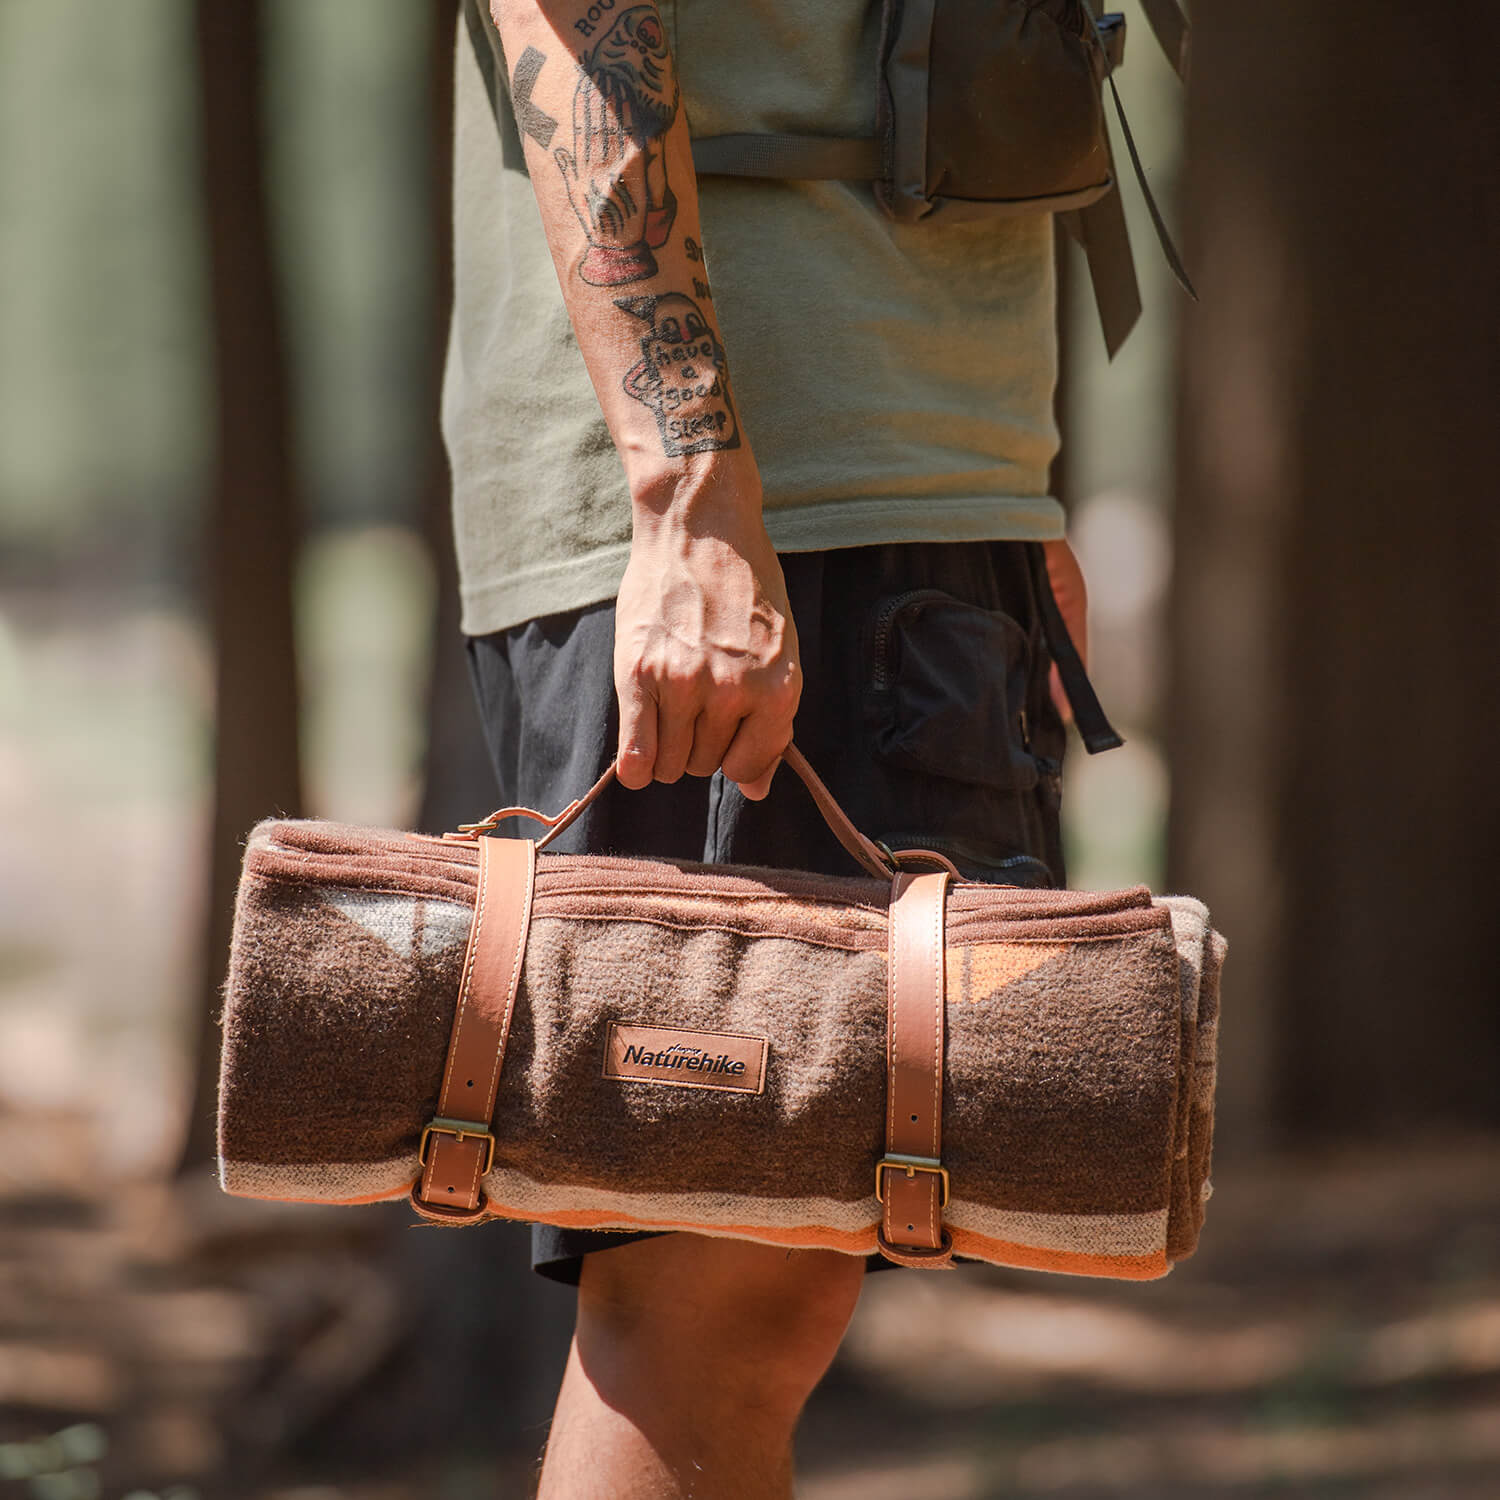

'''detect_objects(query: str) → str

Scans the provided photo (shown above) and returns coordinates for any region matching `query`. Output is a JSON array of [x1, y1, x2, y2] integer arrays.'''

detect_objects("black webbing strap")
[[1058, 190, 1143, 362], [1084, 4, 1197, 308], [1027, 544, 1124, 756]]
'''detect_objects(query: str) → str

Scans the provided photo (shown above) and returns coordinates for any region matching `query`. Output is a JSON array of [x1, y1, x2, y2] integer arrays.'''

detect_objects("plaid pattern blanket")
[[219, 819, 1223, 1279]]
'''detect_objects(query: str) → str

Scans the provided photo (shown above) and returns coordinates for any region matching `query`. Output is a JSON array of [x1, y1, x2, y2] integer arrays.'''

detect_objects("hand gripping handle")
[[444, 743, 952, 882]]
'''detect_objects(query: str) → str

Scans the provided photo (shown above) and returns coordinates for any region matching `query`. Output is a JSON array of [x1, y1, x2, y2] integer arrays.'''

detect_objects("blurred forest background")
[[1, 2, 1496, 1497]]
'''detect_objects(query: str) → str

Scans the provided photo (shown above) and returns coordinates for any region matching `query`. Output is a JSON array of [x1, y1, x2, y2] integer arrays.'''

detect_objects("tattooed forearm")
[[518, 5, 680, 287], [617, 294, 741, 455]]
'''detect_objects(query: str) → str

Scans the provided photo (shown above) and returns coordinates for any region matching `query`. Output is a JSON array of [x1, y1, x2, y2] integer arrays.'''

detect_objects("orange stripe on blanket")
[[483, 1199, 875, 1255], [482, 1202, 1173, 1278], [948, 1226, 1169, 1279]]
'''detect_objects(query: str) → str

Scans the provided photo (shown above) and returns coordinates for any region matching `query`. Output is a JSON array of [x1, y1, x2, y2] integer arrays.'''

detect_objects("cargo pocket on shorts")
[[867, 588, 1038, 790], [865, 588, 1054, 886]]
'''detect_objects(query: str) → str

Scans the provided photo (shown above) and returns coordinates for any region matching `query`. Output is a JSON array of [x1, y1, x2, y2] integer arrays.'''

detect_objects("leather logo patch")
[[603, 1023, 768, 1095]]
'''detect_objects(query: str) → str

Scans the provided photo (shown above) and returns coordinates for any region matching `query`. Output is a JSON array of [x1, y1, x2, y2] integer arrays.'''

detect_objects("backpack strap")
[[1028, 543, 1124, 755], [1084, 4, 1197, 307], [1138, 0, 1191, 80], [1058, 192, 1143, 362], [691, 134, 880, 181]]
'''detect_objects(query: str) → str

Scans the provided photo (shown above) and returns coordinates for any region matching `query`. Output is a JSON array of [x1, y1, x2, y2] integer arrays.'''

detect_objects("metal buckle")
[[419, 1117, 496, 1175], [874, 1155, 950, 1208]]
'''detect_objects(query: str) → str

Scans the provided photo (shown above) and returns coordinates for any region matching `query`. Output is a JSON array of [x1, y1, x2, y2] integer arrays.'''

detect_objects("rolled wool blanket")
[[219, 819, 1223, 1279]]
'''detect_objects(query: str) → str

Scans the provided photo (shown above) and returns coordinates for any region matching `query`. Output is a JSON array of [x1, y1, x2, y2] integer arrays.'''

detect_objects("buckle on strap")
[[420, 1117, 496, 1176], [874, 1155, 950, 1209]]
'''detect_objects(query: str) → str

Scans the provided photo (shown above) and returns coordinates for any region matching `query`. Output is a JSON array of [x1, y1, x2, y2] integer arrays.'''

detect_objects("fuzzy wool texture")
[[219, 820, 1223, 1279]]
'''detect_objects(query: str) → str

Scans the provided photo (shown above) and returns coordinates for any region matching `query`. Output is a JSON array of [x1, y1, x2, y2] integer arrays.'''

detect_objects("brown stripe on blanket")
[[221, 819, 1223, 1276]]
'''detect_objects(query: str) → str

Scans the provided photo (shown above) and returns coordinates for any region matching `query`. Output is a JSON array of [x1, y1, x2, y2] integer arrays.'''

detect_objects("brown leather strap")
[[443, 761, 618, 847], [411, 836, 535, 1223], [780, 744, 897, 881], [444, 743, 900, 882], [877, 870, 954, 1267]]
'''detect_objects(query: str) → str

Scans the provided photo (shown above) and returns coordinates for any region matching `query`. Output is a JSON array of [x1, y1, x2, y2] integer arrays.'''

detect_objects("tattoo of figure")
[[550, 6, 679, 286], [617, 294, 741, 455]]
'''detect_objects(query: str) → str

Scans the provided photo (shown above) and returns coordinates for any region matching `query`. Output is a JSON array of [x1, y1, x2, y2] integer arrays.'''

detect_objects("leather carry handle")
[[446, 742, 914, 883]]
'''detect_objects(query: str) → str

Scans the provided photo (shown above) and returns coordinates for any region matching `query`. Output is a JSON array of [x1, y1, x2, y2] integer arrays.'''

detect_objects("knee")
[[575, 1234, 865, 1421]]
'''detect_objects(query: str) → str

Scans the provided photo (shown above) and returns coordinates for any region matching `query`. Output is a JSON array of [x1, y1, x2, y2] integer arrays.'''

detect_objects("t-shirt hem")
[[458, 494, 1066, 637]]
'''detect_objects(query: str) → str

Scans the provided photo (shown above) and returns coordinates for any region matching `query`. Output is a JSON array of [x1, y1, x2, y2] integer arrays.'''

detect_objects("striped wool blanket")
[[219, 819, 1223, 1279]]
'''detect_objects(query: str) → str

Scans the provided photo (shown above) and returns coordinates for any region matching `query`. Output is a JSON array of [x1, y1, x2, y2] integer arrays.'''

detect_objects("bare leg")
[[537, 1233, 866, 1499]]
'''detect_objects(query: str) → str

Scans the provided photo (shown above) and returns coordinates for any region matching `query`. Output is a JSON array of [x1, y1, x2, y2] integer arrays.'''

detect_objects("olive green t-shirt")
[[443, 0, 1064, 637]]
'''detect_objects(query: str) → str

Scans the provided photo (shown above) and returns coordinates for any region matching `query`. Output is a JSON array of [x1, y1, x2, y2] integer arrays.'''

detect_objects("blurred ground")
[[2, 1112, 1497, 1498]]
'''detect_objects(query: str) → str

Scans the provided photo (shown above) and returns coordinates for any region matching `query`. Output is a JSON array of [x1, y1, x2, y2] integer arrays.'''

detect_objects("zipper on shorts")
[[877, 832, 1054, 888], [869, 589, 954, 692]]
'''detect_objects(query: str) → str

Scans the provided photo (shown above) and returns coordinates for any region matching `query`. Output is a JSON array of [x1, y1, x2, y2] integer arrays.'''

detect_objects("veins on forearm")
[[512, 4, 680, 287]]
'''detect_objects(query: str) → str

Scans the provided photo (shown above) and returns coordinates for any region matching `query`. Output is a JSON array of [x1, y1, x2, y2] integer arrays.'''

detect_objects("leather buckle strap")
[[875, 1155, 950, 1208], [419, 1118, 496, 1175], [411, 836, 535, 1224], [878, 870, 954, 1267]]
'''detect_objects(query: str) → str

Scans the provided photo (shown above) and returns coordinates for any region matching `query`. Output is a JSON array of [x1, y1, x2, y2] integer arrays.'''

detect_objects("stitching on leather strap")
[[929, 877, 943, 1159], [438, 846, 489, 1108], [490, 848, 535, 1118]]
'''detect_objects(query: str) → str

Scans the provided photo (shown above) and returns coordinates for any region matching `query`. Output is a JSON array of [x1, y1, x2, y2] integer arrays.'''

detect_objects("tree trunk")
[[1169, 2, 1500, 1147], [416, 3, 500, 842], [179, 1, 303, 1171]]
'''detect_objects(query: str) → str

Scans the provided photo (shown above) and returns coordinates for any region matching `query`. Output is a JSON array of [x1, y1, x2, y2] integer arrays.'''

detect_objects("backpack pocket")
[[876, 0, 1118, 223]]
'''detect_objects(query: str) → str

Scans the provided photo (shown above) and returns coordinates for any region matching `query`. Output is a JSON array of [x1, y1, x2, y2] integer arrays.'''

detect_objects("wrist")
[[629, 451, 765, 532]]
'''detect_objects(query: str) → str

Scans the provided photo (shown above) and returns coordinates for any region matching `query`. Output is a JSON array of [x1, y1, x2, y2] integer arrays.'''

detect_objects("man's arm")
[[491, 0, 798, 799]]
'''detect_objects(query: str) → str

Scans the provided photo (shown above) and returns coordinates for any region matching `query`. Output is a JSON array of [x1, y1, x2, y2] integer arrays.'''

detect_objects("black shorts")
[[465, 540, 1068, 1285]]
